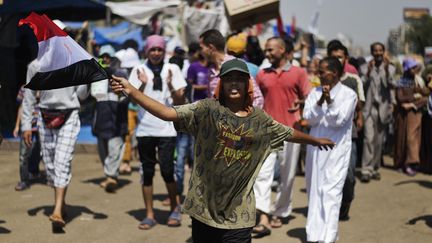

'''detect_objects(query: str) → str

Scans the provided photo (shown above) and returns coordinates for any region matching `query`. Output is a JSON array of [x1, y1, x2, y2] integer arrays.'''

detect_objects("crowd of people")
[[11, 22, 432, 243]]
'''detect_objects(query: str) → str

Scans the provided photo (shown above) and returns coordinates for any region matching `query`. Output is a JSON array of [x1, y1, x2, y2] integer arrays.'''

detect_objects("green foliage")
[[406, 15, 432, 55]]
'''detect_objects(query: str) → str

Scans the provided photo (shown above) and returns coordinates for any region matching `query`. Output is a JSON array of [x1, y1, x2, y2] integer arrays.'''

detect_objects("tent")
[[105, 0, 180, 26], [93, 22, 145, 50]]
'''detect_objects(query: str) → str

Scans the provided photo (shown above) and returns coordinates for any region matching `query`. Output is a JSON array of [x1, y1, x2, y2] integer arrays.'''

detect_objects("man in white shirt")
[[128, 35, 186, 230], [303, 56, 357, 242]]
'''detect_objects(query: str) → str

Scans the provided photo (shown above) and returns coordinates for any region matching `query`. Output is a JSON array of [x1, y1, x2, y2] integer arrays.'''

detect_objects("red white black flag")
[[18, 12, 107, 90]]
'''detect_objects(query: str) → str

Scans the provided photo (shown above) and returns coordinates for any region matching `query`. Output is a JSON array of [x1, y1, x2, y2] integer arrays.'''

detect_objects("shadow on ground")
[[287, 227, 307, 243], [27, 172, 49, 187], [126, 208, 173, 226], [130, 165, 140, 173], [81, 177, 132, 192], [293, 207, 308, 218], [280, 215, 296, 225], [394, 180, 432, 189], [153, 193, 170, 203], [27, 204, 107, 234], [27, 205, 108, 223], [407, 215, 432, 228], [0, 220, 11, 234]]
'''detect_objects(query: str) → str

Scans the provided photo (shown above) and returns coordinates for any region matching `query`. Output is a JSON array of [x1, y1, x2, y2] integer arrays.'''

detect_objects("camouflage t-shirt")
[[174, 99, 294, 229]]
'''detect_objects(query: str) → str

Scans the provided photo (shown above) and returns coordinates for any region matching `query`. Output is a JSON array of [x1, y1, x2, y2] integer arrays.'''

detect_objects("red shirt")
[[257, 64, 311, 127], [344, 63, 358, 75]]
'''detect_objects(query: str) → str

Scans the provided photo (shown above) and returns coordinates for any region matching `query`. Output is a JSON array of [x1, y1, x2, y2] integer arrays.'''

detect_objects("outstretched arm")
[[110, 75, 179, 122], [287, 129, 335, 151]]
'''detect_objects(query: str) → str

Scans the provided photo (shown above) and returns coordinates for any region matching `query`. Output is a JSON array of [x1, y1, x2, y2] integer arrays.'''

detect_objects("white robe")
[[303, 82, 357, 243]]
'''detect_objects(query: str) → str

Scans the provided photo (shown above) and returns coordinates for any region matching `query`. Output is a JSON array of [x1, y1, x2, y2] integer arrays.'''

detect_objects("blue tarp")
[[93, 22, 145, 50], [4, 125, 97, 144], [77, 125, 97, 144]]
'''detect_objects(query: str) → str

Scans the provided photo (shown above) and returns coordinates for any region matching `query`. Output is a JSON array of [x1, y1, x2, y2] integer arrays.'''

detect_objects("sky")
[[280, 0, 432, 53]]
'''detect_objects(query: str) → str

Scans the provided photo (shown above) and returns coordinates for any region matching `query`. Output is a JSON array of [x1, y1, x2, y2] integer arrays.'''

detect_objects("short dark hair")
[[188, 42, 200, 55], [370, 42, 385, 53], [199, 29, 225, 52], [267, 36, 294, 53], [122, 39, 139, 51], [327, 40, 349, 57], [320, 56, 343, 78], [283, 36, 294, 53], [327, 39, 342, 49], [348, 57, 360, 71]]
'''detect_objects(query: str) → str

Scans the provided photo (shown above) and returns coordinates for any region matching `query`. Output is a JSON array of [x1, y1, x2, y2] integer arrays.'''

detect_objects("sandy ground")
[[0, 146, 431, 243]]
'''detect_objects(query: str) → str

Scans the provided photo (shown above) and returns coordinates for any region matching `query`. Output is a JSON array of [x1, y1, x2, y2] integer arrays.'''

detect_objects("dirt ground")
[[0, 144, 431, 243]]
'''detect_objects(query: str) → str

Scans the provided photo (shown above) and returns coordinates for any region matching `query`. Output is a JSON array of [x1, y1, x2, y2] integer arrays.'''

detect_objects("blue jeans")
[[19, 132, 41, 182], [175, 132, 194, 195]]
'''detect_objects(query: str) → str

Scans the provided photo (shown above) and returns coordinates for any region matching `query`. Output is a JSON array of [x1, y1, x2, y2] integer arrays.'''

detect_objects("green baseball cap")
[[218, 58, 250, 77]]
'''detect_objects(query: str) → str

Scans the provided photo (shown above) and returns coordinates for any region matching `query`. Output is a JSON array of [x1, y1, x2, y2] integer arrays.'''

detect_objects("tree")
[[406, 15, 432, 55]]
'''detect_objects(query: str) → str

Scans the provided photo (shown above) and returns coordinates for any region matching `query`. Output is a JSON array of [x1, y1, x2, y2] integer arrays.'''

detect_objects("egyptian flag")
[[18, 12, 107, 90]]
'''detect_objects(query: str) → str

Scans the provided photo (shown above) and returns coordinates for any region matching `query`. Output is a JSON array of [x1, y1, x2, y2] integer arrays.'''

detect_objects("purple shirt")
[[187, 61, 210, 102]]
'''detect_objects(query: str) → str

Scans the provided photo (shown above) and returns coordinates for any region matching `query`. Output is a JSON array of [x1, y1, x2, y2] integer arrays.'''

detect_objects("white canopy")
[[106, 0, 181, 25]]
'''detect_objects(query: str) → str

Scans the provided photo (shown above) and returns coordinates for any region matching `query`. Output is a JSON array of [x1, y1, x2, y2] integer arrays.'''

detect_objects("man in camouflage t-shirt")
[[174, 98, 293, 229]]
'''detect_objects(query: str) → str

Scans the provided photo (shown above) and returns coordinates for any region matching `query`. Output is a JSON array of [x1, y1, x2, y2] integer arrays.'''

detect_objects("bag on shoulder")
[[40, 109, 73, 129]]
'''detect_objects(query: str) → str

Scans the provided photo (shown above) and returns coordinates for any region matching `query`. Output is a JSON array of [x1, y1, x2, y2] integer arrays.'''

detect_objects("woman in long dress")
[[394, 58, 430, 176]]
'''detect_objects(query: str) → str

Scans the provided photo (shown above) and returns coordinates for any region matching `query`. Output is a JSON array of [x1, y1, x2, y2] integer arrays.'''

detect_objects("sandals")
[[99, 177, 118, 192], [15, 182, 30, 191], [252, 224, 271, 238], [138, 206, 181, 230], [167, 209, 181, 227], [138, 218, 157, 230], [49, 214, 65, 229], [270, 216, 282, 228]]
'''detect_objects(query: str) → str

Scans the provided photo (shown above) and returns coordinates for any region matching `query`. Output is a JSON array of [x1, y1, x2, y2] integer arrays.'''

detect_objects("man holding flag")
[[19, 13, 107, 230]]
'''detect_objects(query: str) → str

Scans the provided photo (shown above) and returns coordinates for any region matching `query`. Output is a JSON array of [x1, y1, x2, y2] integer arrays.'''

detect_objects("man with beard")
[[303, 56, 357, 243], [328, 42, 365, 220], [360, 42, 395, 183], [252, 37, 311, 237]]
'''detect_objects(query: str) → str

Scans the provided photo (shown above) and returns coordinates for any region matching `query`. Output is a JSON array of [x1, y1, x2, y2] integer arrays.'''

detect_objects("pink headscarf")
[[145, 35, 166, 54]]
